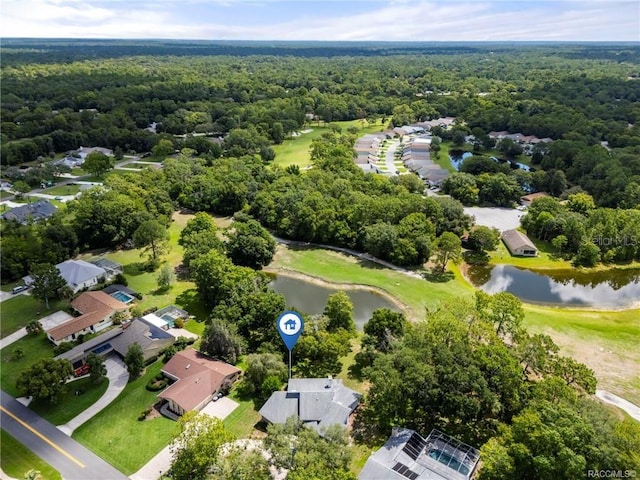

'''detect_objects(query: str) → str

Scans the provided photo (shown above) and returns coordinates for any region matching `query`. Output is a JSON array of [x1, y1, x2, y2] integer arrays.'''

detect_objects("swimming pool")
[[111, 291, 135, 303]]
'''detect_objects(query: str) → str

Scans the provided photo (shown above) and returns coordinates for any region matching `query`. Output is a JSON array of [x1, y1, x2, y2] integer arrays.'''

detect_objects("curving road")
[[0, 390, 128, 480]]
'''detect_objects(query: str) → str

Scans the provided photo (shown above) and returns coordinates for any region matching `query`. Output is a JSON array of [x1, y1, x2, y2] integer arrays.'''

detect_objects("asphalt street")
[[0, 390, 128, 480]]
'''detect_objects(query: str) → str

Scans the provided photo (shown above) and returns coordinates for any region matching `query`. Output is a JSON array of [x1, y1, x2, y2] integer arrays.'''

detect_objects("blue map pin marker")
[[277, 311, 304, 351]]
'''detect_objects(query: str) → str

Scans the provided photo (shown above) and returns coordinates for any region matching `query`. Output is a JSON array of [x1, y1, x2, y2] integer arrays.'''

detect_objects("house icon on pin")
[[284, 318, 297, 331]]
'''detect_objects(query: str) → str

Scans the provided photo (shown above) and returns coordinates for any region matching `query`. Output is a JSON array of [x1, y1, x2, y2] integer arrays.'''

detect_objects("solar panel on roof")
[[392, 462, 420, 480], [402, 432, 426, 460]]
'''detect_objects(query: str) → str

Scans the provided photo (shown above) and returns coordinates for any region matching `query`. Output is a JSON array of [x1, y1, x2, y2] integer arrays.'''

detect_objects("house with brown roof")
[[520, 191, 550, 207], [501, 229, 538, 257], [46, 291, 129, 345], [158, 349, 241, 416]]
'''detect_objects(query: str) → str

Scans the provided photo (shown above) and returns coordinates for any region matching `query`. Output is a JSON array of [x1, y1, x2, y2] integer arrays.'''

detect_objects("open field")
[[29, 376, 109, 425], [269, 243, 640, 406], [73, 361, 177, 475], [1, 429, 61, 480], [0, 334, 55, 397], [272, 119, 384, 168]]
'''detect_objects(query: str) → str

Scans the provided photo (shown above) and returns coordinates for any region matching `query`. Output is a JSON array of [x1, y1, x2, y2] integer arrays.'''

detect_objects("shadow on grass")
[[175, 289, 209, 321], [124, 262, 149, 276], [422, 269, 455, 283]]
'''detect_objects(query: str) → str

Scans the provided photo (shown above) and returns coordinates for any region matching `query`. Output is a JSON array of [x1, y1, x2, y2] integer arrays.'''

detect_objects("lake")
[[269, 274, 399, 330], [466, 264, 640, 308]]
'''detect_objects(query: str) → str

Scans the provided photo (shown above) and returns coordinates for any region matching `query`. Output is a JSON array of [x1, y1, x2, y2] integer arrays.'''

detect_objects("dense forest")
[[2, 41, 640, 207], [2, 41, 640, 478]]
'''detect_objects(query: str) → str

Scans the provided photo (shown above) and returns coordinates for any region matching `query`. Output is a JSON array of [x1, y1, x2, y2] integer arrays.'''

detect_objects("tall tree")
[[16, 359, 73, 403], [86, 353, 106, 384], [323, 291, 356, 333], [435, 232, 462, 272], [124, 343, 144, 378], [29, 263, 69, 309], [83, 151, 114, 177], [224, 218, 276, 269], [133, 219, 169, 264], [200, 320, 244, 365], [170, 411, 234, 480]]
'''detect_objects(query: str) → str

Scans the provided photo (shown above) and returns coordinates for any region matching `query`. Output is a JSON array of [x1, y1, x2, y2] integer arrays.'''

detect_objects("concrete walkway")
[[57, 356, 129, 435], [385, 141, 399, 173], [129, 398, 239, 480], [596, 390, 640, 422], [0, 328, 27, 350]]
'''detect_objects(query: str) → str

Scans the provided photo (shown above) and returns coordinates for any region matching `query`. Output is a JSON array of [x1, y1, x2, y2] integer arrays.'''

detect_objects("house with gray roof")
[[259, 378, 361, 434], [55, 317, 175, 375], [1, 200, 57, 225], [56, 259, 108, 293], [359, 428, 480, 480], [501, 229, 538, 257]]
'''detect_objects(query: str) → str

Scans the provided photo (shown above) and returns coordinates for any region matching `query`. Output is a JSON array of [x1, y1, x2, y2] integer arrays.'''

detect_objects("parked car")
[[11, 285, 28, 294]]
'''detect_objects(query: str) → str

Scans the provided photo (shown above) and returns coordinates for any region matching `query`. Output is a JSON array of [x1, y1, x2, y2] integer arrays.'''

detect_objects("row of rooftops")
[[488, 131, 553, 144]]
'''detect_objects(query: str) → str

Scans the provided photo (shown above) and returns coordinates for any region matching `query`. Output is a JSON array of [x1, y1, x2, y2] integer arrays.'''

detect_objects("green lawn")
[[0, 295, 67, 338], [1, 429, 62, 480], [80, 212, 211, 322], [0, 190, 13, 200], [41, 184, 82, 196], [272, 119, 384, 168], [0, 334, 55, 397], [29, 376, 109, 425], [489, 237, 573, 269], [73, 361, 177, 475], [223, 389, 262, 439]]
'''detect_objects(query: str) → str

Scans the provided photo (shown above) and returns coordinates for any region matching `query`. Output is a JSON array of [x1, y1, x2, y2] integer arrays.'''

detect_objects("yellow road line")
[[0, 405, 85, 468]]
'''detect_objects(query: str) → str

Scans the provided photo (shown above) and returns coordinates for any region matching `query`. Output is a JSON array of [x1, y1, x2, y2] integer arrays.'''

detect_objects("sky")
[[1, 0, 639, 42]]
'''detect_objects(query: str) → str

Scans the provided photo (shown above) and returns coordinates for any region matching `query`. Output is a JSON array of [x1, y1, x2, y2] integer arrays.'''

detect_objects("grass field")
[[29, 376, 109, 425], [0, 334, 55, 397], [41, 184, 82, 196], [73, 361, 177, 475], [269, 243, 640, 406], [272, 119, 384, 168], [1, 429, 61, 480], [0, 295, 66, 338], [489, 238, 573, 269], [80, 212, 211, 322]]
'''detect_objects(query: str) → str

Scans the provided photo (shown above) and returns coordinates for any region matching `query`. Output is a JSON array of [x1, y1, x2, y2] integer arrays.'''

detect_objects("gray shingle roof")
[[259, 378, 361, 432], [1, 200, 57, 224]]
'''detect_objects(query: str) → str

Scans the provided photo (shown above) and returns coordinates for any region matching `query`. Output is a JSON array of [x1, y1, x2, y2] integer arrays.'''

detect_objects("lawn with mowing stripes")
[[73, 361, 177, 475], [0, 295, 67, 338], [0, 334, 55, 397], [223, 389, 262, 439], [29, 376, 109, 426], [1, 429, 61, 480]]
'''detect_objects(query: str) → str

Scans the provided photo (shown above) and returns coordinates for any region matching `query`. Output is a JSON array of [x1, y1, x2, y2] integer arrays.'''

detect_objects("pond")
[[269, 274, 400, 330], [466, 264, 640, 308], [449, 151, 531, 172]]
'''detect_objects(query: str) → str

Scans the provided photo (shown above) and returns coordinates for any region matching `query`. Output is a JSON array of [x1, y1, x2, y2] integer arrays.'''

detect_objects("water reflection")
[[467, 264, 640, 308], [269, 274, 399, 330]]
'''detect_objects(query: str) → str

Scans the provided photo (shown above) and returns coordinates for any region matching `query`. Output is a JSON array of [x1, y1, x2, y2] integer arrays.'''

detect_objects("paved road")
[[0, 390, 128, 480], [596, 390, 640, 422], [385, 141, 399, 173]]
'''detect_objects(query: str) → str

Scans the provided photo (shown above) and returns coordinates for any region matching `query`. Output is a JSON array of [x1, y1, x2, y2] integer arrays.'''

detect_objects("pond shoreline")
[[264, 267, 412, 318], [459, 262, 640, 312]]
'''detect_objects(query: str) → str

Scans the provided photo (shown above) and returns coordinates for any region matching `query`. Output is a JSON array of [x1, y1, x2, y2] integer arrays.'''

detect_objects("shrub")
[[146, 378, 168, 391], [113, 273, 128, 286], [174, 318, 184, 329], [144, 355, 158, 366], [53, 341, 75, 355]]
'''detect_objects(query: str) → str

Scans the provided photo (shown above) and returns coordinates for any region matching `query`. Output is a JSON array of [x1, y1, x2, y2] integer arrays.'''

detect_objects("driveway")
[[464, 206, 523, 232], [39, 311, 74, 332], [200, 396, 239, 419], [58, 356, 129, 435], [385, 141, 399, 173]]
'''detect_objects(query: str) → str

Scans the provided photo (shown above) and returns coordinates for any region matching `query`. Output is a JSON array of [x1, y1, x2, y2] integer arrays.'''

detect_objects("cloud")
[[1, 0, 638, 40]]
